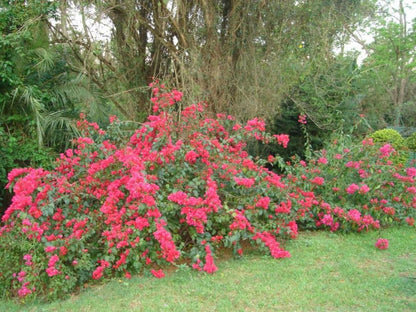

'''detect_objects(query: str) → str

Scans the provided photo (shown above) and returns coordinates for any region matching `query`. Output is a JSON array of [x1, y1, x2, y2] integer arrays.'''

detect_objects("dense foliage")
[[0, 85, 415, 301]]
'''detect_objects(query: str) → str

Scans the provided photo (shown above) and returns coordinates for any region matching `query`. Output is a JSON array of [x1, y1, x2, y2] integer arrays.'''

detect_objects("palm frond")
[[11, 85, 45, 146], [43, 110, 81, 150], [32, 48, 56, 73]]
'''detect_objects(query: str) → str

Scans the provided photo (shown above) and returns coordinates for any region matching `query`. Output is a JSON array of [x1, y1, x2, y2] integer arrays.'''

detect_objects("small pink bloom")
[[234, 177, 255, 188], [46, 267, 61, 277], [359, 184, 370, 194], [23, 254, 33, 266], [346, 183, 359, 194], [45, 246, 57, 253], [310, 176, 324, 185], [406, 167, 416, 177], [317, 157, 328, 164], [321, 214, 333, 226], [375, 238, 389, 250], [405, 217, 414, 226], [151, 269, 165, 278], [184, 150, 199, 164], [255, 196, 270, 209], [274, 134, 290, 148], [379, 144, 395, 158], [203, 245, 218, 274], [347, 209, 361, 223], [92, 266, 104, 280], [298, 114, 307, 124]]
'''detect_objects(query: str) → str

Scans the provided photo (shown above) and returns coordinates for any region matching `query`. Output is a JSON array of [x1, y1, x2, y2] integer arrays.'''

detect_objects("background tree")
[[356, 0, 416, 130], [49, 0, 375, 121], [0, 0, 109, 213]]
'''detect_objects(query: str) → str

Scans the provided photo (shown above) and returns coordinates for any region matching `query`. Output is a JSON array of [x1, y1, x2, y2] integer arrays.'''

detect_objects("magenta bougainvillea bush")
[[0, 83, 415, 300]]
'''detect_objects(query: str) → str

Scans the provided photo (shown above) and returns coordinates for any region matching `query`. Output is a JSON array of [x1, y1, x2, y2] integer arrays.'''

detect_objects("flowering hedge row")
[[0, 84, 415, 301], [281, 134, 415, 233]]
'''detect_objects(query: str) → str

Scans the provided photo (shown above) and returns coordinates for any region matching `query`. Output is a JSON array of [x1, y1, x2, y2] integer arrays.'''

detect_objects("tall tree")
[[50, 0, 374, 121], [358, 0, 416, 128]]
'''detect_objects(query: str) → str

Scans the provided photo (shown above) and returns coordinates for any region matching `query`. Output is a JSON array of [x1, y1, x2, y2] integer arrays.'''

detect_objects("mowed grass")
[[2, 226, 415, 312]]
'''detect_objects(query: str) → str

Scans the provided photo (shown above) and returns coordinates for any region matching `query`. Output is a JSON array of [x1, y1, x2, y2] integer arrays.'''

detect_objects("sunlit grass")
[[2, 226, 415, 312]]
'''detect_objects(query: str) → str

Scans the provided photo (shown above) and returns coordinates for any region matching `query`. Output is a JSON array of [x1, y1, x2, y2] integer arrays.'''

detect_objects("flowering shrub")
[[279, 128, 416, 233], [1, 84, 415, 301], [0, 83, 294, 300]]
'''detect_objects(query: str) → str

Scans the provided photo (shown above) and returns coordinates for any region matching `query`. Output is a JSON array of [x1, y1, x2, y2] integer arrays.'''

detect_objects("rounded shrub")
[[370, 128, 405, 147], [369, 128, 408, 166], [0, 83, 294, 300]]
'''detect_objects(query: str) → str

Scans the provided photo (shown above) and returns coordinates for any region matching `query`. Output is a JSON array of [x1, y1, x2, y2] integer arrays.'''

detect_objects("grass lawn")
[[2, 226, 415, 312]]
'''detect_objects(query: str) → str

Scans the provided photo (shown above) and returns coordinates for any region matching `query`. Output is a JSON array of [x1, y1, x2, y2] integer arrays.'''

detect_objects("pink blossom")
[[375, 238, 389, 250], [203, 245, 218, 274], [275, 200, 292, 214], [17, 282, 34, 298], [274, 134, 290, 148], [192, 259, 202, 271], [298, 114, 307, 124], [346, 183, 360, 194], [167, 191, 188, 205], [359, 184, 370, 194], [286, 221, 298, 238], [406, 167, 416, 177], [379, 144, 395, 158], [405, 217, 415, 226], [406, 186, 416, 194], [153, 220, 180, 262], [48, 255, 59, 267], [46, 267, 61, 277], [92, 266, 104, 280], [321, 214, 333, 226], [134, 216, 150, 230], [252, 231, 291, 259], [347, 209, 361, 223], [17, 271, 26, 282], [317, 157, 328, 165], [245, 118, 266, 132], [310, 176, 324, 185], [330, 222, 340, 232], [362, 138, 374, 146], [229, 210, 253, 231], [234, 177, 255, 188], [23, 254, 33, 266], [172, 90, 183, 102], [184, 150, 199, 164], [151, 269, 165, 278], [255, 196, 270, 209]]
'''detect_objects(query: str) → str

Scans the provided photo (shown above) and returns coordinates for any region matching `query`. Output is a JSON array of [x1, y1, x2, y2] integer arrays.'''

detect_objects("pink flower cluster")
[[375, 238, 389, 250]]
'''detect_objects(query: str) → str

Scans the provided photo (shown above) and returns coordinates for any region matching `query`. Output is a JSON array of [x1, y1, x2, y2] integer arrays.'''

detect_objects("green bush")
[[405, 132, 416, 151], [370, 128, 405, 147], [369, 128, 408, 166]]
